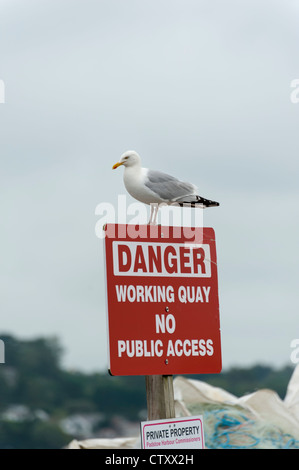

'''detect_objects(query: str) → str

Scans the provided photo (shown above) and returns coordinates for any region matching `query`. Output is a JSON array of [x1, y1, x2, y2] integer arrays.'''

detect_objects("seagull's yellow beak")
[[112, 161, 123, 170]]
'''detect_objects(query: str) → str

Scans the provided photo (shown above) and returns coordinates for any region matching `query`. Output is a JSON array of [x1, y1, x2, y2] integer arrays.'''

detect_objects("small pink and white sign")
[[141, 415, 205, 449]]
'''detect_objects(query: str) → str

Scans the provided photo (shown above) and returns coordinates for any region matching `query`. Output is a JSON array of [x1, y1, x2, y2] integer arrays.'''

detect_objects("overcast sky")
[[0, 0, 299, 373]]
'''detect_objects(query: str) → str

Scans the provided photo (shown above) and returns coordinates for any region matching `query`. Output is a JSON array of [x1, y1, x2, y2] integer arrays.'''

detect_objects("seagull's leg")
[[148, 204, 154, 225], [152, 204, 159, 225]]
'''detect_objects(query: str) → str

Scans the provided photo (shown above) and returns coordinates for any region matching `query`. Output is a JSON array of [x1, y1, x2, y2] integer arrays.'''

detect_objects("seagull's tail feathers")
[[175, 195, 220, 208]]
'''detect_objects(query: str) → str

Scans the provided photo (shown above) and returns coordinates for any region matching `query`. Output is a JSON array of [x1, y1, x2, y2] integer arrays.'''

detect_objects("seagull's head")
[[112, 150, 141, 169]]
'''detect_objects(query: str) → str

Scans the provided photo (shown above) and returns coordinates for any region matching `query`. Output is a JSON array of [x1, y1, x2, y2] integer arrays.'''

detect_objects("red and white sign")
[[141, 415, 205, 449], [104, 224, 221, 376]]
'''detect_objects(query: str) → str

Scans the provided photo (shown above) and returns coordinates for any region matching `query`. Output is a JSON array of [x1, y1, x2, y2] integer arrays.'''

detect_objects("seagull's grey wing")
[[145, 170, 197, 201]]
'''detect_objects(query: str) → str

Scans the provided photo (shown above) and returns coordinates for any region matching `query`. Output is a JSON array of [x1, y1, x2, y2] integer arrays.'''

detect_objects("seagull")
[[112, 150, 219, 225]]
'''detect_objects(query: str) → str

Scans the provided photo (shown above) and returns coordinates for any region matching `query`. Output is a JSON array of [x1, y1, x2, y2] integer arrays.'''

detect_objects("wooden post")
[[145, 375, 175, 420]]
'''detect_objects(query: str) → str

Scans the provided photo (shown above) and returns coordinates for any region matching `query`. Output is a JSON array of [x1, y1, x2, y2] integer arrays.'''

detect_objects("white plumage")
[[112, 150, 219, 224]]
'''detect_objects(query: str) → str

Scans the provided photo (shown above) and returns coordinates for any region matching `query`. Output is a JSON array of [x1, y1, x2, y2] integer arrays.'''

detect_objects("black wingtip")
[[176, 196, 220, 208], [177, 201, 220, 208], [197, 196, 220, 208]]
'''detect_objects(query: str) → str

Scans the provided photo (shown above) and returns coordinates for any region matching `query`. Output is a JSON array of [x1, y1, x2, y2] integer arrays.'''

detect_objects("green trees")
[[0, 334, 294, 448]]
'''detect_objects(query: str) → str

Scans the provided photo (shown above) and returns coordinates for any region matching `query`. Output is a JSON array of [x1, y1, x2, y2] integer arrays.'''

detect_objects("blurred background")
[[0, 0, 298, 448]]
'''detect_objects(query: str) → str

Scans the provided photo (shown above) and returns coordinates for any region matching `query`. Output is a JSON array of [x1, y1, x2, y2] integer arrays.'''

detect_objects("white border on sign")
[[141, 415, 205, 450], [112, 241, 212, 277]]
